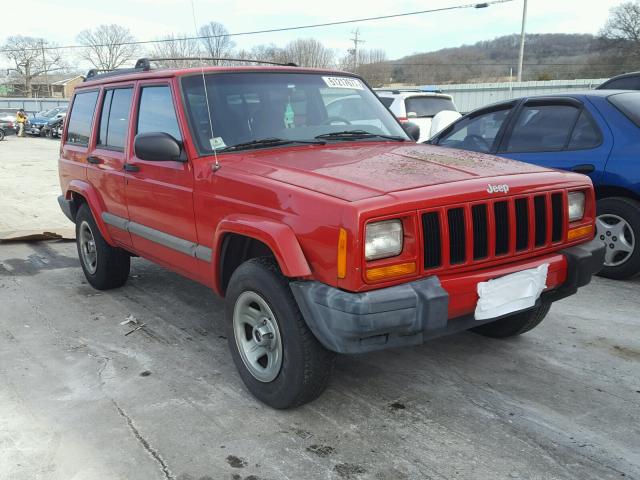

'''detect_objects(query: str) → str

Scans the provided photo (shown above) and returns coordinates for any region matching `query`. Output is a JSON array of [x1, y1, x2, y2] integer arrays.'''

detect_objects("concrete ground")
[[0, 136, 639, 480]]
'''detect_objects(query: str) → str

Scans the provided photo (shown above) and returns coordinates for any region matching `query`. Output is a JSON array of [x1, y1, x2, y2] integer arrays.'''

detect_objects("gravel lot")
[[0, 135, 639, 480]]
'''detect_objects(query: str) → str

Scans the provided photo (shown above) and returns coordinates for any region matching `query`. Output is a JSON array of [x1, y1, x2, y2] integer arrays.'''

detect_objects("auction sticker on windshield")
[[322, 76, 364, 90]]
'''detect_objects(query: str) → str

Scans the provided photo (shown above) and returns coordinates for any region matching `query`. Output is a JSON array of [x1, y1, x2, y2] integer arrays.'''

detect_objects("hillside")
[[357, 33, 638, 86]]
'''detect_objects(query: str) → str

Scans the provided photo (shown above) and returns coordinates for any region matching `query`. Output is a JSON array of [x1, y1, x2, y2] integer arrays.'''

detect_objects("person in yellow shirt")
[[16, 109, 28, 137]]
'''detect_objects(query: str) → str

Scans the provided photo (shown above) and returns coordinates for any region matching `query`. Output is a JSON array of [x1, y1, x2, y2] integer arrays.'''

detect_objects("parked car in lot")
[[375, 88, 461, 142], [597, 71, 640, 90], [41, 114, 66, 138], [429, 90, 640, 279], [0, 118, 16, 140], [27, 107, 68, 136], [58, 59, 604, 408]]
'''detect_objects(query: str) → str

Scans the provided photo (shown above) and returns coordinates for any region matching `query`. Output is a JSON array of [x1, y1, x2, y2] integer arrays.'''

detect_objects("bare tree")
[[601, 1, 640, 50], [283, 38, 335, 68], [199, 22, 235, 64], [2, 36, 66, 97], [77, 25, 138, 70], [151, 35, 202, 67]]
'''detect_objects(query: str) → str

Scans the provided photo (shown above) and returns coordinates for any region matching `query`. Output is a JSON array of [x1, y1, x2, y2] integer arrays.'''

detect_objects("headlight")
[[568, 191, 585, 222], [365, 220, 403, 260]]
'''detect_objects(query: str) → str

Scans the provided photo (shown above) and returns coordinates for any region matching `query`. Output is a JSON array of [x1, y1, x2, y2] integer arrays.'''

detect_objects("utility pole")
[[350, 28, 365, 71], [516, 0, 527, 82], [40, 39, 50, 97]]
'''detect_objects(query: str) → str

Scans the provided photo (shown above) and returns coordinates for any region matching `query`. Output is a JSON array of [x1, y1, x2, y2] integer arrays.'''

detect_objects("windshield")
[[405, 96, 456, 118], [181, 72, 408, 154]]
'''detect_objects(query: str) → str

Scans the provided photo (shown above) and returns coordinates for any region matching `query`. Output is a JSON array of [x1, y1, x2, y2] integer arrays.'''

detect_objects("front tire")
[[75, 204, 130, 290], [225, 257, 335, 409], [471, 302, 551, 338], [596, 197, 640, 280]]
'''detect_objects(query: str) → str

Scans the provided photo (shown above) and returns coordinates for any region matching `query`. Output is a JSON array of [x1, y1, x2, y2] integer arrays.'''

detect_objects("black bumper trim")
[[57, 195, 74, 223], [292, 238, 605, 354], [545, 238, 605, 302]]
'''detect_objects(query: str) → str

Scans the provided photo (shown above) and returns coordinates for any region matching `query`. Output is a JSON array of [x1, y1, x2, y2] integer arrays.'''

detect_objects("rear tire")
[[75, 204, 130, 290], [0, 129, 4, 141], [471, 302, 551, 338], [596, 197, 640, 280], [225, 257, 335, 409]]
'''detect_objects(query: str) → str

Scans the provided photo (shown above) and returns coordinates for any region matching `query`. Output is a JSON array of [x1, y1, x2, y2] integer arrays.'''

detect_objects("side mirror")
[[134, 132, 182, 161], [402, 122, 420, 142]]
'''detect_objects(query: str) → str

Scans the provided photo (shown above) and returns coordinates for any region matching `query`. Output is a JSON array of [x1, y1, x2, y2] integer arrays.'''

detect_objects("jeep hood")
[[233, 143, 552, 202]]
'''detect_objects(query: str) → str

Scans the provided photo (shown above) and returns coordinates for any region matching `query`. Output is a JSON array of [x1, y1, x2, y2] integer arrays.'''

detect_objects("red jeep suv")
[[58, 59, 604, 408]]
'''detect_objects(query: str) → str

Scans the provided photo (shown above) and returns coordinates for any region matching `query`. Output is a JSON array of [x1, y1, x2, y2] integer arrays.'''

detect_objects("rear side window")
[[405, 96, 456, 117], [137, 86, 182, 140], [98, 87, 133, 150], [567, 111, 601, 150], [66, 90, 99, 146], [505, 104, 580, 152], [608, 92, 640, 127]]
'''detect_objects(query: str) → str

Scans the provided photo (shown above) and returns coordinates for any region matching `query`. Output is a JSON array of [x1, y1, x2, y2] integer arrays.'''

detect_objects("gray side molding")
[[102, 212, 212, 262]]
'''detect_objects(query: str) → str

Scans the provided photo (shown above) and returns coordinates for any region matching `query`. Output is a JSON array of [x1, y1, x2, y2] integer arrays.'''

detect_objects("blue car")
[[26, 107, 67, 136], [430, 90, 640, 280]]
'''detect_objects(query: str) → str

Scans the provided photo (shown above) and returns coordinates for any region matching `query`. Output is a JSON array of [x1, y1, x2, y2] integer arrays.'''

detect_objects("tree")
[[151, 35, 202, 68], [77, 25, 139, 71], [283, 38, 335, 68], [2, 36, 66, 97], [199, 22, 235, 64], [601, 1, 640, 50]]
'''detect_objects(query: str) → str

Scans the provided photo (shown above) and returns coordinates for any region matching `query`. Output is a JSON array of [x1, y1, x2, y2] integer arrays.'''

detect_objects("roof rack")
[[147, 57, 298, 67], [375, 87, 444, 94], [84, 58, 151, 82], [83, 57, 299, 82]]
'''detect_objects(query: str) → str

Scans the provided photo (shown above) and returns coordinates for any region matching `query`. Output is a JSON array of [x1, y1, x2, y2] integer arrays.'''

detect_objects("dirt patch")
[[306, 444, 336, 458], [334, 463, 367, 478], [611, 344, 640, 361], [226, 455, 248, 469]]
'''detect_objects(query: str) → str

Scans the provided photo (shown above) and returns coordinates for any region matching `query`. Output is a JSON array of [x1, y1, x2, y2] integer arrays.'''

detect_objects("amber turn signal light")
[[337, 228, 348, 279], [366, 262, 416, 281], [567, 224, 594, 241]]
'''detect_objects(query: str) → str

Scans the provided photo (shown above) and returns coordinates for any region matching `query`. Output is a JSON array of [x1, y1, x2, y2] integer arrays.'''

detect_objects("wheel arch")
[[64, 180, 115, 245], [595, 185, 640, 203], [212, 215, 312, 296]]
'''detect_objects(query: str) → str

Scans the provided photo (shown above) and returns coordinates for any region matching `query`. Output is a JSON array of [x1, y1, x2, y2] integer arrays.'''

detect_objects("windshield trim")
[[178, 70, 408, 158]]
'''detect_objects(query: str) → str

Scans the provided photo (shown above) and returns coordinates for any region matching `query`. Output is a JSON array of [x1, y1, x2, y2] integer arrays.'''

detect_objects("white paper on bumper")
[[474, 263, 549, 321]]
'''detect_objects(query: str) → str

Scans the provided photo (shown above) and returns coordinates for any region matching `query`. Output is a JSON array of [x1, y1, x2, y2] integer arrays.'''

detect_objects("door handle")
[[124, 164, 140, 172], [87, 155, 102, 164], [571, 164, 595, 174]]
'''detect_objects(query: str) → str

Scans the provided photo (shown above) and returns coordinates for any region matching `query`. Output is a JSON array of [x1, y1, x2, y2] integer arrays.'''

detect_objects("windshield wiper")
[[217, 137, 326, 152], [314, 130, 406, 142]]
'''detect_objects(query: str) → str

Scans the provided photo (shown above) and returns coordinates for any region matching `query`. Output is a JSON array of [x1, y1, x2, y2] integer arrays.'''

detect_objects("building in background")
[[0, 74, 83, 98]]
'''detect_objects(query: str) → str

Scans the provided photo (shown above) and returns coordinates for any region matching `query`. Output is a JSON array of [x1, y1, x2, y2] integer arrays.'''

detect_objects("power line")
[[379, 62, 640, 66], [0, 0, 513, 54]]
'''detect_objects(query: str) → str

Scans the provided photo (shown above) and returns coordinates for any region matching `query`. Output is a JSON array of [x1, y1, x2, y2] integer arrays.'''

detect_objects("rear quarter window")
[[66, 90, 99, 146], [405, 96, 456, 117], [608, 92, 640, 127]]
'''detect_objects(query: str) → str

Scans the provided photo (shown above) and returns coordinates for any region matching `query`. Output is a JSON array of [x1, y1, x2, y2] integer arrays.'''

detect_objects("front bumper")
[[291, 239, 605, 354]]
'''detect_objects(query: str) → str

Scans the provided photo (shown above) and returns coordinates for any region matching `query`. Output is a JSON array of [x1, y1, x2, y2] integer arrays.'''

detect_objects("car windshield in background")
[[181, 72, 408, 154], [608, 92, 640, 127], [405, 96, 456, 117]]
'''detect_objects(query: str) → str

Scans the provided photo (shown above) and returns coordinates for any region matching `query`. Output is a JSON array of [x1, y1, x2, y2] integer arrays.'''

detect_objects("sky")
[[0, 0, 627, 70]]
